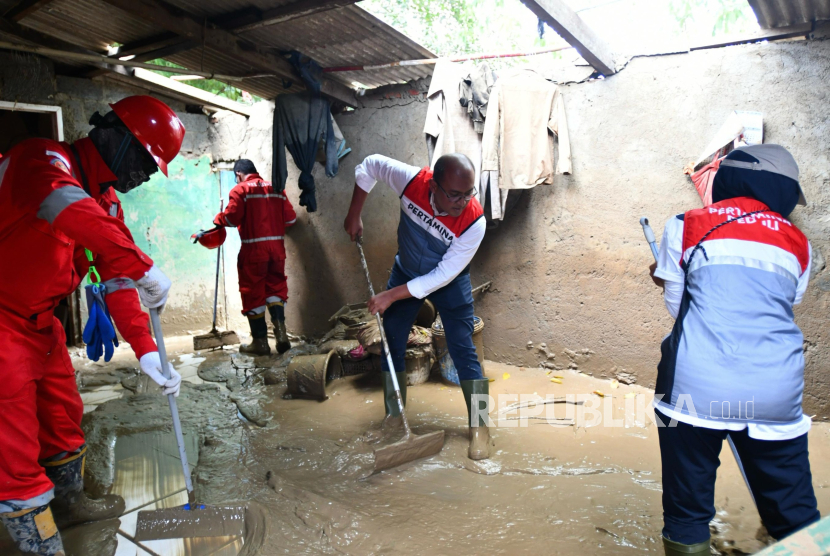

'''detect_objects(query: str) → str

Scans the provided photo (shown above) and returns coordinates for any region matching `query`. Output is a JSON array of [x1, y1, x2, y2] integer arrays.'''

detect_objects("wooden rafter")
[[520, 0, 617, 75], [231, 0, 360, 33], [98, 0, 356, 106], [2, 0, 58, 23]]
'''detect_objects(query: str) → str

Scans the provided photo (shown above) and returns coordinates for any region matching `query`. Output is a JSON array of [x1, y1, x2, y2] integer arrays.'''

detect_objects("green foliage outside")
[[147, 59, 261, 104], [361, 0, 759, 62], [669, 0, 758, 37]]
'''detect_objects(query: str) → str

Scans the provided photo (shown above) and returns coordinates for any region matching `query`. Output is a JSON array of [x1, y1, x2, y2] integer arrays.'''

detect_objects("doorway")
[[0, 101, 81, 346]]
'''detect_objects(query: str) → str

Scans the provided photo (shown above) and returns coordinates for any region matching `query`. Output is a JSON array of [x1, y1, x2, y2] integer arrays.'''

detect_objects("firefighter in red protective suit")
[[0, 95, 185, 556], [212, 159, 296, 356]]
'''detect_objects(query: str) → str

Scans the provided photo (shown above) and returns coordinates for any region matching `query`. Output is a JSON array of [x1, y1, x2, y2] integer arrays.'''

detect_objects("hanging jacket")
[[481, 68, 572, 189], [214, 173, 297, 262], [459, 62, 496, 133], [273, 93, 339, 213], [0, 137, 153, 331]]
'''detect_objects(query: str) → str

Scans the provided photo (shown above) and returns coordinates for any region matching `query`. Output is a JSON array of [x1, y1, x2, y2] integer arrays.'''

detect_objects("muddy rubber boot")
[[268, 303, 291, 354], [42, 448, 125, 529], [461, 379, 491, 461], [662, 537, 710, 556], [274, 320, 291, 354], [0, 505, 65, 555], [239, 314, 271, 356], [381, 371, 407, 430]]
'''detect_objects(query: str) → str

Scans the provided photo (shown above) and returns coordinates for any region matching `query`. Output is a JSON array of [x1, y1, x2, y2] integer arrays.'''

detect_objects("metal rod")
[[149, 308, 196, 506], [0, 40, 249, 82], [324, 44, 573, 72], [211, 247, 221, 331], [355, 237, 411, 436]]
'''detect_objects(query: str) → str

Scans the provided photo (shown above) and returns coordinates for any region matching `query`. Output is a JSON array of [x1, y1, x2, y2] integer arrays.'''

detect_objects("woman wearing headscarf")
[[649, 144, 819, 555]]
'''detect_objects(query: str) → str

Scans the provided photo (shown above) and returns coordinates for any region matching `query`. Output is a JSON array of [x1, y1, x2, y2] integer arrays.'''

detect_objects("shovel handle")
[[149, 308, 196, 505], [356, 238, 411, 434], [640, 217, 659, 261]]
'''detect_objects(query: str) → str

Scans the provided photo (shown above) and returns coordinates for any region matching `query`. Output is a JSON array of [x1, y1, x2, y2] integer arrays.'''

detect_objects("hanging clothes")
[[686, 156, 724, 207], [273, 93, 338, 213], [459, 62, 496, 134], [316, 115, 350, 164], [423, 60, 483, 205], [481, 68, 572, 219]]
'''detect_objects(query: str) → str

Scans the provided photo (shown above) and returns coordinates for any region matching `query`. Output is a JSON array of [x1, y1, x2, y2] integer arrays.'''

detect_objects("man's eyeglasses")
[[433, 178, 476, 203]]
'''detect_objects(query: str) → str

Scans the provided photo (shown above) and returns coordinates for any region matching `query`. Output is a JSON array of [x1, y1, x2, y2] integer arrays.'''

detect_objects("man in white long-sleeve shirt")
[[344, 153, 491, 460]]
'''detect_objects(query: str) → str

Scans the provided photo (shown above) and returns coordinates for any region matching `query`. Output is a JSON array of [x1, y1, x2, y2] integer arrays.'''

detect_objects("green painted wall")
[[118, 155, 243, 332]]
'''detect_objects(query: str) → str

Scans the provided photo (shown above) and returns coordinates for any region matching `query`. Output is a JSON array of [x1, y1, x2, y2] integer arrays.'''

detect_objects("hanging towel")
[[273, 93, 339, 212]]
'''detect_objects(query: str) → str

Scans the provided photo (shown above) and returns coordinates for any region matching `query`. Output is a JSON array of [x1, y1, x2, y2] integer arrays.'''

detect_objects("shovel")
[[133, 308, 245, 541], [640, 216, 756, 508], [355, 237, 445, 473]]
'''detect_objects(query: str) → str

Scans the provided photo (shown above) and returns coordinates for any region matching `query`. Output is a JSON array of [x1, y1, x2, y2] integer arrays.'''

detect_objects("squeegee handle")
[[356, 238, 411, 434], [640, 217, 659, 262], [149, 308, 196, 503]]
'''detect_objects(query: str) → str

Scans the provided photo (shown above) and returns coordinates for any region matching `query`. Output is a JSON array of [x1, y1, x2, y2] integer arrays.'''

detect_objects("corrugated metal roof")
[[748, 0, 830, 29], [7, 0, 435, 100]]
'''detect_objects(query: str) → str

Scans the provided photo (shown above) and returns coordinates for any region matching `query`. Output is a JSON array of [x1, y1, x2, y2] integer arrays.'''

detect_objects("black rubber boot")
[[0, 505, 65, 555], [239, 315, 271, 356], [460, 379, 491, 461], [381, 371, 407, 429], [42, 447, 125, 529], [662, 537, 711, 556], [274, 321, 291, 354], [268, 303, 291, 354]]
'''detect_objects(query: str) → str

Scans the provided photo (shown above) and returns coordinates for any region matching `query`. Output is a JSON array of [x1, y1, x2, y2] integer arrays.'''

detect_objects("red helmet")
[[110, 95, 185, 177], [191, 227, 226, 249]]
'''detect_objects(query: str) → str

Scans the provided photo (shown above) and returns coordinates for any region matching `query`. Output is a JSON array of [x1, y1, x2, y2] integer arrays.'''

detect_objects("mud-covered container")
[[432, 316, 485, 386], [284, 351, 342, 400]]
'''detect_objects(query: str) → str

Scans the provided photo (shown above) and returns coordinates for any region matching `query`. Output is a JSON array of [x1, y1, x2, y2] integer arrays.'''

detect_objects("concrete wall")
[[240, 40, 830, 416], [4, 40, 830, 415]]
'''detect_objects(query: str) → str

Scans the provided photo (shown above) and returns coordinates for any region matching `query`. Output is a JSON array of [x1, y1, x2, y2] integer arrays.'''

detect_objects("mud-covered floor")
[[2, 337, 829, 555]]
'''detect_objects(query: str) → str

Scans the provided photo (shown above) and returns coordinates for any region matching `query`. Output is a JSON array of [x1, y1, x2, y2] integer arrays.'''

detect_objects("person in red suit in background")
[[213, 159, 297, 356]]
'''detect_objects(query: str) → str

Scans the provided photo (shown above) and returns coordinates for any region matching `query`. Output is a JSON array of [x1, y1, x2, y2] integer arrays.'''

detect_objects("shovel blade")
[[193, 330, 239, 351], [133, 505, 246, 542], [372, 430, 445, 473]]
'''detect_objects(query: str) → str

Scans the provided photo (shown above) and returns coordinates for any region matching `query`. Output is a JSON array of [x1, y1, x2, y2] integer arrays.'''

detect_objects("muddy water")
[[3, 339, 830, 555]]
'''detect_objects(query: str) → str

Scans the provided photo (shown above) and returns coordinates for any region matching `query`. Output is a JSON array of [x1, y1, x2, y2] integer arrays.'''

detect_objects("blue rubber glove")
[[83, 283, 119, 362]]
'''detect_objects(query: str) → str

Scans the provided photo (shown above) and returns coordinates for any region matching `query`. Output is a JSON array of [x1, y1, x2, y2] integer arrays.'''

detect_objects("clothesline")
[[323, 44, 573, 73]]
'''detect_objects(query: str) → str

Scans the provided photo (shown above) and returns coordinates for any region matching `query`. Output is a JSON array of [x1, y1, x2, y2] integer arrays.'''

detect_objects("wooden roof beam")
[[2, 0, 59, 23], [231, 0, 360, 33], [520, 0, 617, 75], [98, 0, 356, 106]]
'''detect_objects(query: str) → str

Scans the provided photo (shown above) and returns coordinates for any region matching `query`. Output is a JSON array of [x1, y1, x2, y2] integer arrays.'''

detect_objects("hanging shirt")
[[424, 60, 483, 205], [653, 198, 812, 440], [355, 155, 485, 299], [273, 93, 339, 213], [481, 68, 572, 190]]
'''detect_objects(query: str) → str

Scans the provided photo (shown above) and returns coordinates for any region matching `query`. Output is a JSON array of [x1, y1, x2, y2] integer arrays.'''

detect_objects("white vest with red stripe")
[[656, 197, 811, 425], [396, 167, 483, 280]]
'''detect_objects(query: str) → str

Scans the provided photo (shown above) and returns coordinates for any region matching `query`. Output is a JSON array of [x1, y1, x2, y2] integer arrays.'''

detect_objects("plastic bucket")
[[431, 316, 485, 386], [284, 351, 342, 400]]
